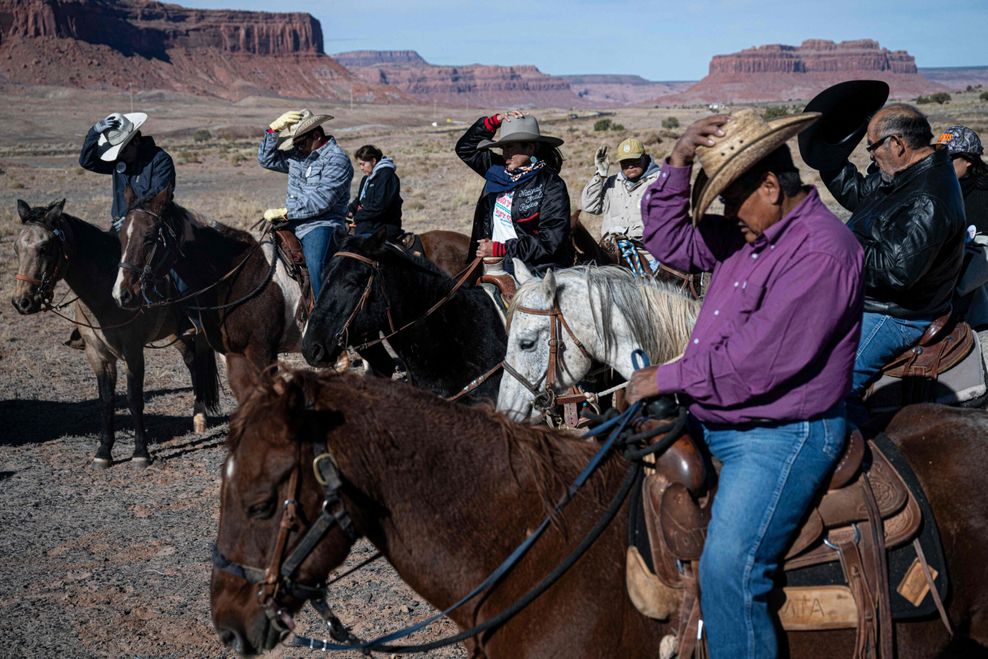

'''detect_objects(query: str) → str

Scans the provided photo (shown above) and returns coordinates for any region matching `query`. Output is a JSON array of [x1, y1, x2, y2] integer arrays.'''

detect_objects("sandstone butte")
[[0, 0, 408, 102], [333, 50, 588, 109], [661, 39, 946, 105]]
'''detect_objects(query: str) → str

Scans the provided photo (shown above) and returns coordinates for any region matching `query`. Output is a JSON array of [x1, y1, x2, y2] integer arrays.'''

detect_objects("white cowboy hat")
[[97, 112, 148, 162], [691, 108, 820, 223]]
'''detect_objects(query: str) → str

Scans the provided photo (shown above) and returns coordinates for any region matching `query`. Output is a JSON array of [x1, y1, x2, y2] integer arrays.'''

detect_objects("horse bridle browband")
[[504, 299, 594, 415], [212, 443, 358, 636]]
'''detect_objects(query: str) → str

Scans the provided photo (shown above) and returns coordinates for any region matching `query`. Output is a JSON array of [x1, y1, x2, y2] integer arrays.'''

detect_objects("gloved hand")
[[263, 207, 288, 222], [594, 146, 609, 178], [94, 114, 121, 133], [269, 111, 303, 132]]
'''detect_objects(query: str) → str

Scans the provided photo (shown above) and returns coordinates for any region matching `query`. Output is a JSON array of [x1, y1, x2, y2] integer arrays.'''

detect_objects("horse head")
[[302, 228, 394, 367], [114, 185, 181, 309], [12, 198, 69, 314], [498, 260, 598, 423], [212, 368, 357, 655]]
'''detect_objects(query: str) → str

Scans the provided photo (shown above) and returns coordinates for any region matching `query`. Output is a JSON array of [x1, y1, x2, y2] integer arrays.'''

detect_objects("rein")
[[216, 352, 687, 654], [332, 251, 483, 352]]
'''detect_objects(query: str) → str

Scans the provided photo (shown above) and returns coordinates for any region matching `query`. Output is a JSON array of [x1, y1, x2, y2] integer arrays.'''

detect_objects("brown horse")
[[211, 368, 988, 657], [12, 199, 219, 467]]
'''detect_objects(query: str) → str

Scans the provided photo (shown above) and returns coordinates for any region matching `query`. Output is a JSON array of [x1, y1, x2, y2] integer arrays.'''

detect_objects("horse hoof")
[[92, 457, 111, 470], [131, 456, 151, 469], [193, 413, 207, 434]]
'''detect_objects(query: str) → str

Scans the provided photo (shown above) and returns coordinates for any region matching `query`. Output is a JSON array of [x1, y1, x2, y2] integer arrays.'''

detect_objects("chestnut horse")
[[211, 368, 988, 657], [12, 199, 219, 467]]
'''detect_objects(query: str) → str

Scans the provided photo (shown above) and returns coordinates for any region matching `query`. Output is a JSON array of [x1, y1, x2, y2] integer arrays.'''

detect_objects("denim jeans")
[[300, 224, 343, 299], [695, 402, 847, 658], [846, 312, 929, 426]]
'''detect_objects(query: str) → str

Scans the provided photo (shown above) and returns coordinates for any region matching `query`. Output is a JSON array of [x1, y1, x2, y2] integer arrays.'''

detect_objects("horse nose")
[[306, 340, 327, 366], [118, 288, 135, 308], [217, 627, 245, 653], [12, 296, 32, 314]]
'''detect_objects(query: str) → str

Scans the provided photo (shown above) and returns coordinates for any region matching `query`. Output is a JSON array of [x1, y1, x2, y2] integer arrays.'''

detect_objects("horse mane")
[[133, 195, 256, 246], [228, 367, 598, 520], [511, 265, 699, 364]]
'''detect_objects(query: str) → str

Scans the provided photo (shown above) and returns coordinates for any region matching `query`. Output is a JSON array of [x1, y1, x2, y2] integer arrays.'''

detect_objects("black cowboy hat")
[[797, 80, 889, 172]]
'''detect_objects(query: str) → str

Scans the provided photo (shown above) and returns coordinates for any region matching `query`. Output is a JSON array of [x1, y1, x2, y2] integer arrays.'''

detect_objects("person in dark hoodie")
[[456, 110, 572, 275], [347, 145, 403, 240], [79, 112, 176, 233], [938, 125, 988, 235]]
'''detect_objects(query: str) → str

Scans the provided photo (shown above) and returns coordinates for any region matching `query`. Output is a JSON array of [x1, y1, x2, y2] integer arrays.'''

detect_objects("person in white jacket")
[[580, 137, 661, 241]]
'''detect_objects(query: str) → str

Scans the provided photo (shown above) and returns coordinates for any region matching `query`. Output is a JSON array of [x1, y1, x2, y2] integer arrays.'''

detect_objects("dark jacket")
[[960, 174, 988, 235], [79, 128, 175, 227], [824, 149, 966, 319], [456, 117, 573, 273], [348, 161, 403, 236]]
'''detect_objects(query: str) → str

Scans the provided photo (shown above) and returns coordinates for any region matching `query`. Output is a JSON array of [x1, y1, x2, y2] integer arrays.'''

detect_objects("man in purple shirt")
[[627, 110, 863, 658]]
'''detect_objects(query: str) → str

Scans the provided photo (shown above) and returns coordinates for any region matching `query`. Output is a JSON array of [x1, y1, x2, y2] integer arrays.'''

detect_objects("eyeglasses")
[[865, 134, 898, 153]]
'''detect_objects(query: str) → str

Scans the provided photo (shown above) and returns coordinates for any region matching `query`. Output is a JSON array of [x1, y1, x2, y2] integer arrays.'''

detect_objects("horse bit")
[[212, 443, 359, 639]]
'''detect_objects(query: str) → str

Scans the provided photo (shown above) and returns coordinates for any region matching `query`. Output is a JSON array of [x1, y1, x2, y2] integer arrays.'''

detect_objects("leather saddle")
[[395, 231, 426, 259], [477, 257, 518, 307], [272, 228, 314, 324], [629, 418, 944, 658], [879, 313, 974, 379]]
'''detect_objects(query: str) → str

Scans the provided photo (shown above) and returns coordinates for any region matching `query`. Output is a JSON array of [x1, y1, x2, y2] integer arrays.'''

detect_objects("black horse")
[[12, 199, 219, 467], [302, 231, 506, 403]]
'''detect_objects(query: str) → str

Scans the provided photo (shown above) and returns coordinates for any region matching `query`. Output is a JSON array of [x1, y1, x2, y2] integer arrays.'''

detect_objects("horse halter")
[[212, 443, 358, 636], [330, 251, 398, 349], [505, 299, 593, 414], [118, 208, 180, 303], [14, 222, 70, 305]]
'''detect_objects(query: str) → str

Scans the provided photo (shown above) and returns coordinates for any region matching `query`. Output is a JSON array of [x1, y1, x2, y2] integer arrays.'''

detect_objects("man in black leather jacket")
[[823, 103, 965, 419]]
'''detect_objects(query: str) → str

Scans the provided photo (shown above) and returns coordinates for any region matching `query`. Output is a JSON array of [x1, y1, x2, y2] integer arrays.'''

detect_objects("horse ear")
[[16, 200, 31, 223], [149, 186, 173, 213], [44, 199, 66, 224], [124, 184, 137, 211], [542, 268, 557, 300], [513, 258, 535, 285]]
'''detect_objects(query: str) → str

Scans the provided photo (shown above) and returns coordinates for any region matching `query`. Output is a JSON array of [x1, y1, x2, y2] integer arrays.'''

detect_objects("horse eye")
[[519, 338, 536, 351], [246, 498, 276, 519]]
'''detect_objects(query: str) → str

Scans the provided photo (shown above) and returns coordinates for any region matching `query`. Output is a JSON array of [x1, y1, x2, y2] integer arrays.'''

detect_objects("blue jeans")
[[696, 403, 846, 658], [847, 312, 929, 425], [300, 224, 343, 299]]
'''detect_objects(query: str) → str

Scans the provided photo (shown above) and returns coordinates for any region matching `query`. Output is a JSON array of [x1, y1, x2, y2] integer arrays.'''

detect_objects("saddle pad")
[[783, 435, 948, 621]]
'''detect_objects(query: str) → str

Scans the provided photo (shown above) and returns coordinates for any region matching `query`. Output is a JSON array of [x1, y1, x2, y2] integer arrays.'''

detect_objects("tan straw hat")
[[691, 108, 820, 223], [277, 109, 335, 152], [97, 112, 147, 161]]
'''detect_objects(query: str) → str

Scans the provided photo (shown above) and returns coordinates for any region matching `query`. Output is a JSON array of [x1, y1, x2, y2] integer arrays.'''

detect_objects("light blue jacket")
[[257, 131, 353, 237]]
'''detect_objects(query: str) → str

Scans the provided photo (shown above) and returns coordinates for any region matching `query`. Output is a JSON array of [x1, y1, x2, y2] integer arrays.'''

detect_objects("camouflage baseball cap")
[[936, 125, 984, 156]]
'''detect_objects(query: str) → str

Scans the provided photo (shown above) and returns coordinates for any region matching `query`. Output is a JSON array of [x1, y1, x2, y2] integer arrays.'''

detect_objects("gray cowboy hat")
[[98, 112, 147, 162], [476, 115, 564, 151], [797, 80, 889, 172]]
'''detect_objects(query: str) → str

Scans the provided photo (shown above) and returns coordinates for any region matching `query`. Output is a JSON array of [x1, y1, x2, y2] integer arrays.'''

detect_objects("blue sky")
[[182, 0, 987, 81]]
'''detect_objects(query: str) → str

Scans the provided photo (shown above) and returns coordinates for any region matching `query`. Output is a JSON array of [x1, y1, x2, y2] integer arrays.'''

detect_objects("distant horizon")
[[179, 0, 987, 81]]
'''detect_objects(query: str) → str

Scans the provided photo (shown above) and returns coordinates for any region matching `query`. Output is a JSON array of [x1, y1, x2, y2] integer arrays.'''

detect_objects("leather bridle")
[[504, 299, 594, 416], [14, 222, 71, 306], [118, 208, 180, 304], [212, 443, 358, 637]]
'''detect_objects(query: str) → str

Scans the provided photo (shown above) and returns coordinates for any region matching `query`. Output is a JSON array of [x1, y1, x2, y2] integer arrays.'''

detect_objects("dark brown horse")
[[211, 368, 988, 657], [12, 199, 219, 467]]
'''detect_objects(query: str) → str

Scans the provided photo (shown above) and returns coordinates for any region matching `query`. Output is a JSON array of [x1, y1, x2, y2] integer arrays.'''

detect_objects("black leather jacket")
[[824, 149, 966, 319], [456, 117, 573, 273]]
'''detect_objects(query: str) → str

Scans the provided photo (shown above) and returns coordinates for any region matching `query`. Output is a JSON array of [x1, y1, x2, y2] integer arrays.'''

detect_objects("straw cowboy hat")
[[97, 112, 147, 161], [476, 115, 564, 151], [277, 109, 335, 152], [691, 108, 820, 223], [797, 80, 889, 172]]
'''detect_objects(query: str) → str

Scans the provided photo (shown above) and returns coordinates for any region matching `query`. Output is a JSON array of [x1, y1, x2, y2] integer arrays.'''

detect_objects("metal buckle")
[[312, 453, 335, 486]]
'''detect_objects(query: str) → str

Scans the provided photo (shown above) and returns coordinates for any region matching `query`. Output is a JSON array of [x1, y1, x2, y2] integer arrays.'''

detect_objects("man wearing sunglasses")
[[821, 103, 965, 425]]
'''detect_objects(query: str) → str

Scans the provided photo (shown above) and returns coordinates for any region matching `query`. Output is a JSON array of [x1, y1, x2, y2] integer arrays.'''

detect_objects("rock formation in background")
[[919, 66, 988, 91], [558, 74, 692, 106], [663, 39, 945, 105], [0, 0, 405, 102], [335, 50, 587, 108]]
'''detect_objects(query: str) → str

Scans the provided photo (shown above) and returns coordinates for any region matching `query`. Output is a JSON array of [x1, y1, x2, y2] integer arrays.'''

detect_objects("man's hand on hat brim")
[[670, 115, 731, 168]]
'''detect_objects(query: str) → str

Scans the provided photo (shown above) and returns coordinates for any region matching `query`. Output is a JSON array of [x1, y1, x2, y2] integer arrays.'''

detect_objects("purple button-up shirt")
[[641, 163, 864, 424]]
